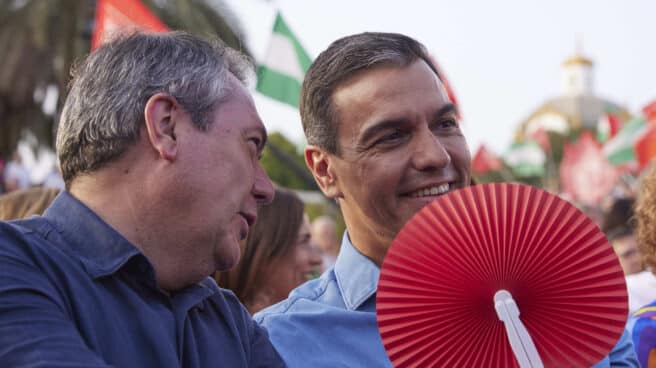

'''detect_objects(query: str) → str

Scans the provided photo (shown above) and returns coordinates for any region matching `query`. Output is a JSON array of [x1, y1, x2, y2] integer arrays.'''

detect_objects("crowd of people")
[[0, 152, 65, 195], [0, 29, 653, 367]]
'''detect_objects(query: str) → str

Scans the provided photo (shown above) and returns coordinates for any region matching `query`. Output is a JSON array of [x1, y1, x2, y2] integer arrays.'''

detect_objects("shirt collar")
[[43, 191, 144, 279], [334, 231, 380, 310]]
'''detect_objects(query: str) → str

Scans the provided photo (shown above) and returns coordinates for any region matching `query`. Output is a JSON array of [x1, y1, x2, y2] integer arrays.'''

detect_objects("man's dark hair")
[[602, 198, 636, 241]]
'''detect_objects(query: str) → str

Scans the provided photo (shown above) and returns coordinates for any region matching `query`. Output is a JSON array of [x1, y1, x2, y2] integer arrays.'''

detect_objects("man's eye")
[[248, 138, 263, 157], [440, 118, 457, 128], [433, 118, 459, 133], [376, 131, 406, 145]]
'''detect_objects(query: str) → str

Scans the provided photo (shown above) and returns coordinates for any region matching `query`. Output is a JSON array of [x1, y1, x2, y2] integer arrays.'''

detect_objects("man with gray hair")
[[0, 32, 284, 367]]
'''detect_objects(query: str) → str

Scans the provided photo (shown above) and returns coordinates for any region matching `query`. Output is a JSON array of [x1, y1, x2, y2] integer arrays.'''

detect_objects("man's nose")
[[253, 163, 275, 205], [412, 127, 451, 171]]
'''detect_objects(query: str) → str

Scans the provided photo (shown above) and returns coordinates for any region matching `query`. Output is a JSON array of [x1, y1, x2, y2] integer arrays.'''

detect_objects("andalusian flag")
[[596, 113, 622, 143], [256, 13, 312, 108], [503, 141, 545, 177], [603, 117, 651, 166]]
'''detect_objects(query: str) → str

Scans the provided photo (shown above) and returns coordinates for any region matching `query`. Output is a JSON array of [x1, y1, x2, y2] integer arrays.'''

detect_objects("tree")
[[261, 132, 317, 190], [0, 0, 249, 159]]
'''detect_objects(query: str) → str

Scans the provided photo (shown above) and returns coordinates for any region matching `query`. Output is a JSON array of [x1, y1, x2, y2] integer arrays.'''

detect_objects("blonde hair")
[[636, 164, 656, 269]]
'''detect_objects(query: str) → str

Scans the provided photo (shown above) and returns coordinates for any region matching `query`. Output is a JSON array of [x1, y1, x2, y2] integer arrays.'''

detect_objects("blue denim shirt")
[[255, 232, 637, 367], [0, 192, 284, 368]]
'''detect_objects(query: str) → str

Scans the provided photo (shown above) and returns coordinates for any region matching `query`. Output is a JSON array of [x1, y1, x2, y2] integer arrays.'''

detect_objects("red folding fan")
[[377, 183, 628, 367]]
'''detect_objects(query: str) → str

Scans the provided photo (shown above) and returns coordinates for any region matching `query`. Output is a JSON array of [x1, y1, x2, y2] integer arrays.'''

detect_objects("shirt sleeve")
[[248, 319, 287, 368], [0, 233, 111, 367]]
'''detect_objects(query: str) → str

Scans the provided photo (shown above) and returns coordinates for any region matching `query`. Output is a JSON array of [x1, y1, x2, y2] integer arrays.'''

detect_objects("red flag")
[[472, 144, 503, 174], [92, 0, 169, 50], [528, 126, 550, 151], [636, 126, 656, 170], [634, 100, 656, 170], [597, 113, 622, 141], [560, 132, 619, 206], [643, 100, 656, 124]]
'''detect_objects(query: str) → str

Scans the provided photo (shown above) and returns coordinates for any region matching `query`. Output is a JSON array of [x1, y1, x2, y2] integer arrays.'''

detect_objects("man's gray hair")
[[56, 31, 253, 185]]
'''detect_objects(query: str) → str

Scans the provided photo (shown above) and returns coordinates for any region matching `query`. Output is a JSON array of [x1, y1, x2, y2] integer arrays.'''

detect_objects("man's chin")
[[215, 245, 241, 272]]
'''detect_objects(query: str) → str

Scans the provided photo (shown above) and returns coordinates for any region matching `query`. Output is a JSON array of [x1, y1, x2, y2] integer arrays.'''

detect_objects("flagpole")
[[543, 136, 557, 192], [255, 3, 321, 195]]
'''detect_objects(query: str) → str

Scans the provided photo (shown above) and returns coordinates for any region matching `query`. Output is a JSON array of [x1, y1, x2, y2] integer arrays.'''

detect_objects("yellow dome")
[[563, 55, 593, 67]]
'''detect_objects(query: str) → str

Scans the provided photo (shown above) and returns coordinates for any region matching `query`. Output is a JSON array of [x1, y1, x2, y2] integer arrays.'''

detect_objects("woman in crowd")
[[217, 187, 323, 314], [632, 164, 656, 368]]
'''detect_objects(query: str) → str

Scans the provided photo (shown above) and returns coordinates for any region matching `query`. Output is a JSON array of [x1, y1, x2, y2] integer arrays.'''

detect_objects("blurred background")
[[1, 0, 655, 234]]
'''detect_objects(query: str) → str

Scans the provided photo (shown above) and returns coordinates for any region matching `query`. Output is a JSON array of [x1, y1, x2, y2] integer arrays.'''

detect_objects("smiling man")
[[254, 32, 637, 367], [254, 31, 470, 367], [0, 32, 284, 367]]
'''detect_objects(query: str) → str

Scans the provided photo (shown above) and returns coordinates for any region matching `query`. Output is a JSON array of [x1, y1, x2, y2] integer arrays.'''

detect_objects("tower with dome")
[[514, 48, 631, 143]]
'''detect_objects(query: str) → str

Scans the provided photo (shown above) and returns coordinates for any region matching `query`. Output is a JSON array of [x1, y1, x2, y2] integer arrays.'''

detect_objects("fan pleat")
[[377, 183, 628, 367]]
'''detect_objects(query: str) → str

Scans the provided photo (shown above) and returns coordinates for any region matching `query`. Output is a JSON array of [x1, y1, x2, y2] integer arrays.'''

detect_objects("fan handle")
[[494, 290, 544, 368]]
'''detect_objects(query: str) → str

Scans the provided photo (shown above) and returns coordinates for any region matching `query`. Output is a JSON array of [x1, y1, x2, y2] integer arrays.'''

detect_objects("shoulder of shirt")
[[627, 270, 655, 284], [0, 217, 88, 279], [215, 285, 242, 309], [254, 270, 335, 323], [0, 217, 56, 246], [206, 281, 253, 321]]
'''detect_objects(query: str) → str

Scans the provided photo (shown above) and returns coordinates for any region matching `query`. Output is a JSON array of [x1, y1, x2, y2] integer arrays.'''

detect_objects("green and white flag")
[[504, 141, 546, 177], [256, 12, 312, 108], [603, 117, 650, 166]]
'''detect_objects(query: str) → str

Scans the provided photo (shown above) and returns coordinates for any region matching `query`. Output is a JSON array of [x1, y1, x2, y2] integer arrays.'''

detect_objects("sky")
[[223, 0, 655, 155]]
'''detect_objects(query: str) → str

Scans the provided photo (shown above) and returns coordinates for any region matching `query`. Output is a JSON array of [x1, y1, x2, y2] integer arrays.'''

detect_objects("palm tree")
[[0, 0, 250, 159]]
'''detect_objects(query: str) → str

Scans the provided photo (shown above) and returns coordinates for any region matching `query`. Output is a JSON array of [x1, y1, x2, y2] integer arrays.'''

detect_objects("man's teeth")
[[410, 183, 450, 198]]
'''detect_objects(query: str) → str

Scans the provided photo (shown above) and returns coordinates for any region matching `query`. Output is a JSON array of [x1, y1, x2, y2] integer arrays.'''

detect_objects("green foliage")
[[0, 0, 249, 159], [261, 132, 317, 190], [473, 170, 508, 184]]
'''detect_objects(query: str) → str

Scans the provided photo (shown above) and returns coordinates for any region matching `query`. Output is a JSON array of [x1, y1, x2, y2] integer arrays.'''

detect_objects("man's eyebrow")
[[436, 103, 458, 119]]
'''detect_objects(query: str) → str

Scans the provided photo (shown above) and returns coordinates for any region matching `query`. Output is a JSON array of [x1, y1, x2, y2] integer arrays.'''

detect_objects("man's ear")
[[305, 145, 342, 199], [144, 93, 179, 161]]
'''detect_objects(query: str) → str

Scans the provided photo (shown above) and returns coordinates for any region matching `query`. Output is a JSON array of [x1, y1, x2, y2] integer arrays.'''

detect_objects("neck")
[[248, 291, 278, 315], [69, 165, 145, 250], [340, 206, 394, 268], [68, 154, 192, 291]]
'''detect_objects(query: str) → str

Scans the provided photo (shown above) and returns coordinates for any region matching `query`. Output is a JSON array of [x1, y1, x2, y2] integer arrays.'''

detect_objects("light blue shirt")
[[255, 232, 638, 367]]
